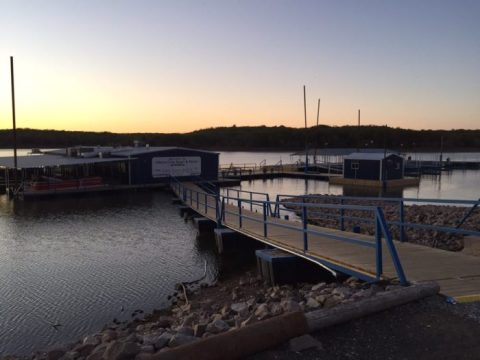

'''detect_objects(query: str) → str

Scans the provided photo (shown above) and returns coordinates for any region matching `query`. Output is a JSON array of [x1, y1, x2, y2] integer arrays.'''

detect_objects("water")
[[232, 170, 480, 200], [0, 191, 219, 355], [218, 151, 480, 166], [219, 151, 480, 200]]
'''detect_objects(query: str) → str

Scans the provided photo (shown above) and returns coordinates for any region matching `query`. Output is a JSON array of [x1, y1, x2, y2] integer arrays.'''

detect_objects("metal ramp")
[[172, 180, 480, 302]]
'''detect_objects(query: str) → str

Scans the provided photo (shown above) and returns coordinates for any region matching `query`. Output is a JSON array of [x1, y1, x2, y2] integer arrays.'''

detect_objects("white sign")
[[152, 156, 201, 177]]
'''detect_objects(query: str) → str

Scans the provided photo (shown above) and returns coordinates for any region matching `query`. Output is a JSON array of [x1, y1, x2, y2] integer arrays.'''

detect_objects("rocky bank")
[[2, 270, 402, 360], [282, 195, 480, 251]]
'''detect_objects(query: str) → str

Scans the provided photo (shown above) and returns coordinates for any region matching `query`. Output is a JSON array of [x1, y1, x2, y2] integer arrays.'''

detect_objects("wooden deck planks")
[[175, 182, 480, 301]]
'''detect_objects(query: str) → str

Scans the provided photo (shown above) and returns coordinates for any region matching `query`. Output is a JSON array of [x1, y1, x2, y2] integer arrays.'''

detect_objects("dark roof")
[[0, 155, 130, 169], [344, 152, 402, 160], [292, 148, 400, 156], [0, 146, 218, 169]]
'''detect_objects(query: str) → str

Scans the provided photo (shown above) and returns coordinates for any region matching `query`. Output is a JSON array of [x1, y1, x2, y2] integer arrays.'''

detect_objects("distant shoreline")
[[1, 147, 480, 153], [1, 126, 479, 152]]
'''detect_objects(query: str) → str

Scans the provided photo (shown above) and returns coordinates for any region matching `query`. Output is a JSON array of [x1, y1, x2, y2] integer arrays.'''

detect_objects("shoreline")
[[2, 266, 402, 360]]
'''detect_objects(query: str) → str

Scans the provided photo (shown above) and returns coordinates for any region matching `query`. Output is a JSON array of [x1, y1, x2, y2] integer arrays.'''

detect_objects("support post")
[[375, 212, 383, 279], [222, 196, 226, 222], [263, 202, 267, 237], [399, 200, 405, 242], [340, 198, 345, 231], [238, 199, 242, 228], [302, 205, 308, 251], [215, 194, 220, 226]]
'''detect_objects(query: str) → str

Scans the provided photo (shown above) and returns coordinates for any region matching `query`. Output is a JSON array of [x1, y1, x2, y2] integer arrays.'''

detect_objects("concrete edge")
[[150, 311, 308, 360], [306, 281, 440, 332], [149, 282, 440, 360]]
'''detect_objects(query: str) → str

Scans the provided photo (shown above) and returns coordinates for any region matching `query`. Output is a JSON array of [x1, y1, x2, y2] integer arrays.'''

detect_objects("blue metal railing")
[[273, 193, 480, 242], [220, 187, 274, 215], [170, 178, 408, 285]]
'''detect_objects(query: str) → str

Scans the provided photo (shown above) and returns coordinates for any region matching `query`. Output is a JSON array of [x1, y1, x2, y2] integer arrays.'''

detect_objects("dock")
[[172, 180, 480, 303]]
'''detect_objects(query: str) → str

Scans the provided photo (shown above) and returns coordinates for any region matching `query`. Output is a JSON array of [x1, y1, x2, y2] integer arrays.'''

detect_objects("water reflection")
[[235, 170, 480, 200], [0, 191, 220, 355]]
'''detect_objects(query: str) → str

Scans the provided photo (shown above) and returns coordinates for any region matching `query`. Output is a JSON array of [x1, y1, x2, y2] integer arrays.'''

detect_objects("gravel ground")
[[249, 295, 480, 360]]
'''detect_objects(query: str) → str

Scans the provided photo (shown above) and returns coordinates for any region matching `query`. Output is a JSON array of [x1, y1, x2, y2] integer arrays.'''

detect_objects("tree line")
[[0, 125, 479, 151]]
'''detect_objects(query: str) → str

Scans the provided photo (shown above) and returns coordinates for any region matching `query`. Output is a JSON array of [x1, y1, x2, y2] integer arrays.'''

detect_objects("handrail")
[[274, 193, 480, 242], [170, 178, 408, 285]]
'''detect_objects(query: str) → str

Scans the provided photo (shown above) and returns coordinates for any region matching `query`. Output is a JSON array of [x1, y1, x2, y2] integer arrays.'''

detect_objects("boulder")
[[311, 282, 327, 291], [323, 295, 340, 308], [176, 326, 194, 336], [206, 319, 230, 334], [73, 343, 96, 357], [139, 345, 155, 354], [83, 335, 101, 346], [156, 316, 174, 328], [168, 334, 198, 348], [269, 302, 283, 316], [230, 302, 249, 317], [154, 333, 172, 350], [332, 287, 353, 298], [305, 297, 320, 309], [104, 341, 140, 360], [193, 323, 207, 337], [280, 299, 301, 313], [102, 330, 117, 343], [254, 303, 270, 320]]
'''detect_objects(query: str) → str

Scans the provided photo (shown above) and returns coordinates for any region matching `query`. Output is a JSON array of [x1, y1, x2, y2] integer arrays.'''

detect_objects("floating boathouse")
[[0, 145, 219, 197], [343, 152, 404, 181], [330, 152, 419, 187]]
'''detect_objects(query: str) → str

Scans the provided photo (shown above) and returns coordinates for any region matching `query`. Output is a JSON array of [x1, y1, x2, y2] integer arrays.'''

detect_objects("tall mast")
[[10, 56, 18, 170], [303, 86, 308, 172], [316, 98, 321, 126]]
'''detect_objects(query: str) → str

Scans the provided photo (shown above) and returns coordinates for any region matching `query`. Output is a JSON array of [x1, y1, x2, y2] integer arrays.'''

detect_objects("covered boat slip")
[[173, 181, 480, 303], [0, 155, 132, 196]]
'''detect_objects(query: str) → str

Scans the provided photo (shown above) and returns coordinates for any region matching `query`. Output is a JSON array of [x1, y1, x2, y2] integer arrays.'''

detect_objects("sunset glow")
[[1, 0, 479, 133]]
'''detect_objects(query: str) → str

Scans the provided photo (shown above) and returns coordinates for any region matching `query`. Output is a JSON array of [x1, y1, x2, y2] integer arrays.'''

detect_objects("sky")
[[0, 0, 479, 133]]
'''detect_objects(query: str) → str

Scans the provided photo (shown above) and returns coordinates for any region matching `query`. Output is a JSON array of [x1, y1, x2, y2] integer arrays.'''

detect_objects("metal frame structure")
[[171, 178, 408, 285], [272, 194, 480, 241]]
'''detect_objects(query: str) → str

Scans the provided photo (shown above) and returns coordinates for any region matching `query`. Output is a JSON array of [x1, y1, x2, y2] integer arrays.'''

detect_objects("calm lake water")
[[220, 151, 480, 200], [0, 192, 219, 355], [0, 149, 479, 355]]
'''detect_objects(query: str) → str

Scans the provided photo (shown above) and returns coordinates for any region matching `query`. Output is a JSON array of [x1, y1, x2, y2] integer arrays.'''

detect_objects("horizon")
[[1, 123, 480, 135], [1, 0, 479, 133]]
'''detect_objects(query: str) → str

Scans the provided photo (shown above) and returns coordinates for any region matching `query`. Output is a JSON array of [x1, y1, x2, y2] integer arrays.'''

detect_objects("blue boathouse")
[[343, 152, 404, 181]]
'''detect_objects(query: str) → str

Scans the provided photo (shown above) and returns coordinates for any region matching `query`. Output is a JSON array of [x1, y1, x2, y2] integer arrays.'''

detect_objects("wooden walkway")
[[175, 182, 480, 303]]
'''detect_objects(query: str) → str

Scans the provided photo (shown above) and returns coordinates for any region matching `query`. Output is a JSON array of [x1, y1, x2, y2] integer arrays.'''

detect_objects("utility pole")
[[10, 56, 18, 170], [10, 56, 18, 194], [316, 98, 321, 126], [356, 109, 360, 152], [303, 86, 308, 173]]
